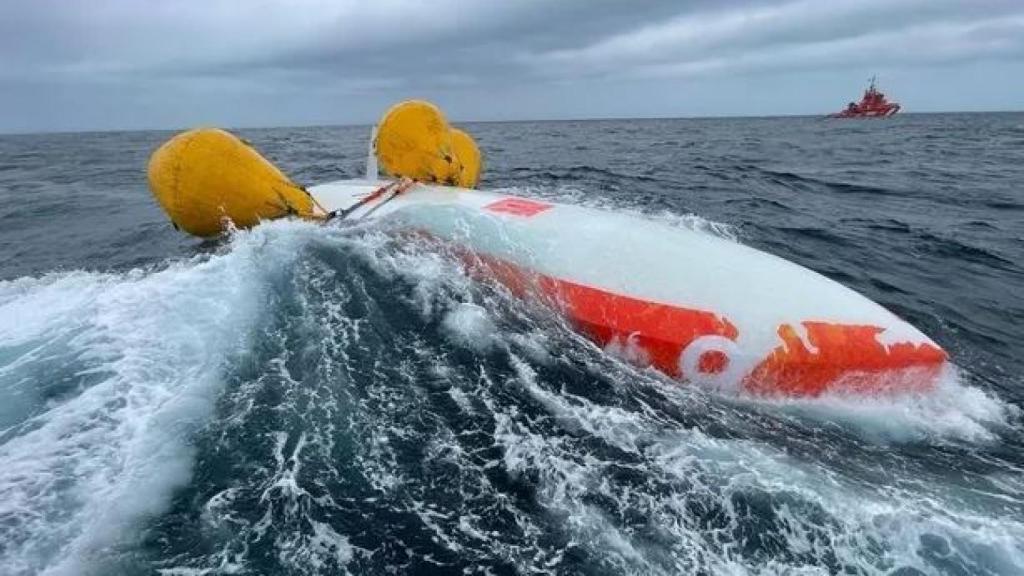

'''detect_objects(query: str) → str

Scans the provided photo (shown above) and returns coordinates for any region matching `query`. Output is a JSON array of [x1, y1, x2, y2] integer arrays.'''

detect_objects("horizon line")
[[2, 109, 1022, 137]]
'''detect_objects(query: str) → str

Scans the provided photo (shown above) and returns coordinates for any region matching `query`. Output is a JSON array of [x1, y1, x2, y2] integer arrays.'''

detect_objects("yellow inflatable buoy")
[[147, 128, 321, 237], [375, 100, 460, 185], [450, 128, 482, 188]]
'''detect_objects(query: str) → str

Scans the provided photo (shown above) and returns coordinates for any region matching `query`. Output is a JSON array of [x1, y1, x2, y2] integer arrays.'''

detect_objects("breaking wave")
[[3, 219, 1019, 574]]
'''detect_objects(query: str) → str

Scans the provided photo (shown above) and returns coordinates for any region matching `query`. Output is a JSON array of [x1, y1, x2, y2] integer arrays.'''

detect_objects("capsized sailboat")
[[147, 101, 946, 397]]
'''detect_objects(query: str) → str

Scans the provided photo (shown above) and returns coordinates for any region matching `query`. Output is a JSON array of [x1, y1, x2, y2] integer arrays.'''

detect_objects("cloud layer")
[[1, 0, 1022, 132]]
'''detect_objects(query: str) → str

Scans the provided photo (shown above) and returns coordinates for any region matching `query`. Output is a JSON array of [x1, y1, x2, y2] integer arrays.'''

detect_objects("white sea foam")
[[496, 354, 1024, 574], [0, 220, 318, 575], [442, 302, 498, 352], [740, 365, 1018, 443]]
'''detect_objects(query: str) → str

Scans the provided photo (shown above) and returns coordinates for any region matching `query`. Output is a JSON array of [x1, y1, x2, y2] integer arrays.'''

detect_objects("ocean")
[[1, 113, 1022, 575]]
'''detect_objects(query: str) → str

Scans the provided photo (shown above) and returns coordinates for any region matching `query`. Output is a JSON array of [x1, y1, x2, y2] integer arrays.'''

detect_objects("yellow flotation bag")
[[450, 128, 482, 188], [148, 128, 321, 237], [375, 100, 482, 187], [375, 100, 457, 184]]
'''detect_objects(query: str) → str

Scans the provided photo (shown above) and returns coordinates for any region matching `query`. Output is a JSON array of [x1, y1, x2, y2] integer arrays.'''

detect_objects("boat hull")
[[309, 180, 947, 396], [829, 103, 900, 118]]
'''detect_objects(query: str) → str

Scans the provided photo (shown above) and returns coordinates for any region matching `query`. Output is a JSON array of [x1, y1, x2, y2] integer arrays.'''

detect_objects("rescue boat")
[[146, 101, 947, 398], [830, 76, 901, 118]]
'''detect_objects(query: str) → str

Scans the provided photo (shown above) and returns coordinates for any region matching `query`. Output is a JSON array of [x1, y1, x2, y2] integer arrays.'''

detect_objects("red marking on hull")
[[743, 322, 946, 396], [484, 197, 553, 217], [540, 276, 738, 378], [699, 350, 730, 374], [462, 252, 736, 378], [444, 237, 946, 397]]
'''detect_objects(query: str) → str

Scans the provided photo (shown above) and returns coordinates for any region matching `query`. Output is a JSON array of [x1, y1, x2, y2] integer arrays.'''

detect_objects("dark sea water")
[[1, 114, 1023, 575]]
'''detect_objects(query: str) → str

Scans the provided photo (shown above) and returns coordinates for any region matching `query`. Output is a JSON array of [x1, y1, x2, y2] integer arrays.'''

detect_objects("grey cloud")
[[0, 0, 1021, 133], [529, 0, 1024, 78]]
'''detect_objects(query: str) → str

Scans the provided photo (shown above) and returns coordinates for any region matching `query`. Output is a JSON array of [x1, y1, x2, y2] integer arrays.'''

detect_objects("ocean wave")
[[1, 213, 1021, 574], [0, 221, 317, 575], [134, 220, 1022, 574]]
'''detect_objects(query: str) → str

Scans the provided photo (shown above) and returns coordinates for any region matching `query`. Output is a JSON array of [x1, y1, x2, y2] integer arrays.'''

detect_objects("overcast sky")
[[2, 0, 1023, 133]]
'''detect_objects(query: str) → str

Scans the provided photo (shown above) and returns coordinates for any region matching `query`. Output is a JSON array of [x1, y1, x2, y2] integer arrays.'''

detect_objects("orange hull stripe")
[[458, 246, 946, 396], [744, 322, 947, 396]]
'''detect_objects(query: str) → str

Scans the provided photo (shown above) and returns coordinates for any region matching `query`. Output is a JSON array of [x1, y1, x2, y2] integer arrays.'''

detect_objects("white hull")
[[308, 179, 947, 396]]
